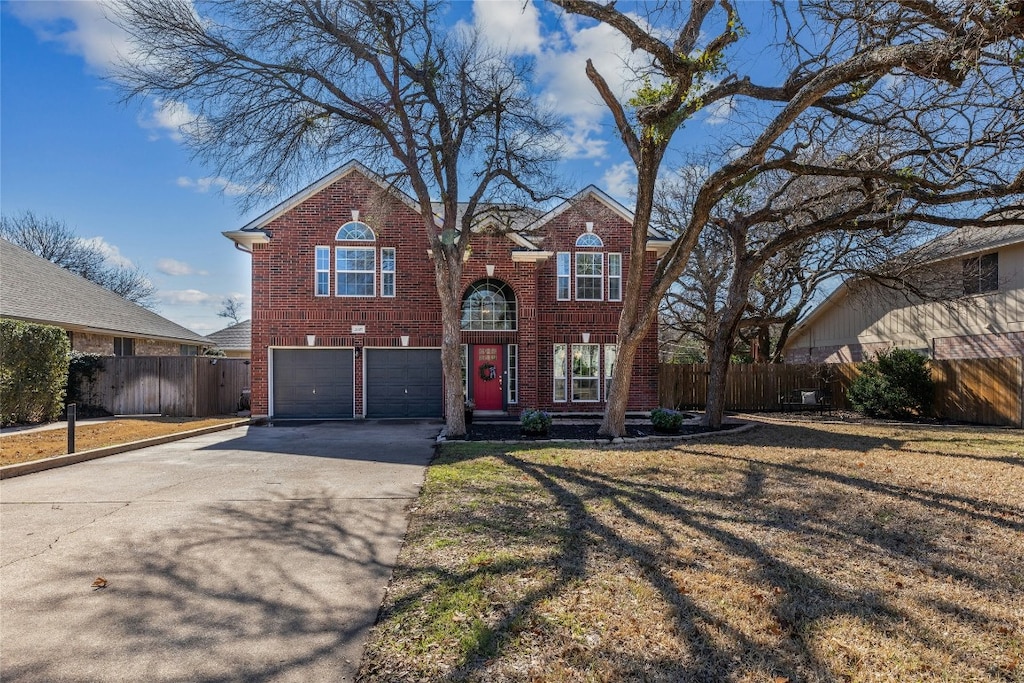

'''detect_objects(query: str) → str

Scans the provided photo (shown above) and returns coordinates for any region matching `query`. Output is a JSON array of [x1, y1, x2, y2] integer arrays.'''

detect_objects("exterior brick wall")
[[71, 332, 190, 356], [246, 169, 661, 417], [933, 331, 1024, 359]]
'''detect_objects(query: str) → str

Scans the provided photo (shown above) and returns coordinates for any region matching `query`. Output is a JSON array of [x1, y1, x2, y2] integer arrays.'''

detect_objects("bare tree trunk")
[[599, 331, 641, 437], [436, 252, 467, 438], [702, 264, 754, 428]]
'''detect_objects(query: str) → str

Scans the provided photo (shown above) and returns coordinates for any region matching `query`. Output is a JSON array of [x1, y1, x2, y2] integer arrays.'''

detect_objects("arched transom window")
[[461, 279, 517, 331], [575, 232, 604, 247], [335, 221, 376, 241]]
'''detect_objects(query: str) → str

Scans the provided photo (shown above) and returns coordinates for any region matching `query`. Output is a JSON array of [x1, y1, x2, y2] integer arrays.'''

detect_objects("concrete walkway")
[[0, 420, 439, 682]]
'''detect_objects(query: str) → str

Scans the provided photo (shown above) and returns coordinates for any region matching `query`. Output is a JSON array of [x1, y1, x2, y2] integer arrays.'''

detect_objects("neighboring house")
[[784, 222, 1024, 362], [1, 237, 208, 355], [224, 161, 671, 420], [206, 319, 252, 358]]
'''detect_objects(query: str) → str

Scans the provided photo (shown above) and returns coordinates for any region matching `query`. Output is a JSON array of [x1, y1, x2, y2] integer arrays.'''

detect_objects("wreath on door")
[[479, 363, 497, 381]]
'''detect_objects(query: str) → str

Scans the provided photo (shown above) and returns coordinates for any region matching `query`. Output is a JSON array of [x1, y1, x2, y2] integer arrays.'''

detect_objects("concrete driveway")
[[0, 420, 439, 682]]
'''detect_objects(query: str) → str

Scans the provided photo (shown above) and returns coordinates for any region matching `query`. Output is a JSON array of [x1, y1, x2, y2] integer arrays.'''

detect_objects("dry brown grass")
[[360, 419, 1024, 682], [0, 417, 244, 466]]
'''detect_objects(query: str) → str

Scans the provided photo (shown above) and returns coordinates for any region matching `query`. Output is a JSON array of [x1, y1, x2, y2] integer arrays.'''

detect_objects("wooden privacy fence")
[[659, 358, 1023, 427], [76, 357, 250, 417]]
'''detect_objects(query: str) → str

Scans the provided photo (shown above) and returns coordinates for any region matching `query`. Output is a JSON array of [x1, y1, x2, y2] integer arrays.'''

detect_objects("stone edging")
[[436, 420, 758, 445], [0, 419, 251, 480]]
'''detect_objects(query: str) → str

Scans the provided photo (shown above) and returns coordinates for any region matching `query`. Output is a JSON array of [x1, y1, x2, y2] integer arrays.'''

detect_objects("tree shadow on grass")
[[361, 422, 1022, 681]]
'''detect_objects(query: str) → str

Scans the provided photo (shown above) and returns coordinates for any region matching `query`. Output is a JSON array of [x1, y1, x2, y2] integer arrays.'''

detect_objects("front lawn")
[[0, 416, 244, 466], [359, 420, 1023, 682]]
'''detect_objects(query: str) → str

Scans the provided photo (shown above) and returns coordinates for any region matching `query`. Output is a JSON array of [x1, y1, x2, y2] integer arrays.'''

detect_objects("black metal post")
[[67, 403, 76, 454]]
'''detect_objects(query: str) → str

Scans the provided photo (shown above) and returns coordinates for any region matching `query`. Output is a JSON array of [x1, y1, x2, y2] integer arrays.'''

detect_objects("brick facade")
[[243, 167, 660, 418], [71, 331, 193, 356]]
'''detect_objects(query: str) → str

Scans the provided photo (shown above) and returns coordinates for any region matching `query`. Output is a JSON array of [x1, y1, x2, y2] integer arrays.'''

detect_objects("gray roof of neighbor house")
[[0, 237, 209, 345], [206, 319, 251, 351]]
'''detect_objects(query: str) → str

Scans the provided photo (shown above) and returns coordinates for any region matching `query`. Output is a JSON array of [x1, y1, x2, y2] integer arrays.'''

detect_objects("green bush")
[[0, 319, 71, 426], [519, 409, 552, 435], [848, 347, 934, 419], [650, 407, 686, 432], [66, 351, 107, 410]]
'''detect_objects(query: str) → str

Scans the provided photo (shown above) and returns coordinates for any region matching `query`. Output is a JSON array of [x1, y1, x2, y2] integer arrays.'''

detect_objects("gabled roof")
[[786, 219, 1024, 345], [224, 160, 438, 250], [521, 185, 671, 241], [0, 238, 208, 345], [206, 319, 251, 351], [224, 162, 674, 255]]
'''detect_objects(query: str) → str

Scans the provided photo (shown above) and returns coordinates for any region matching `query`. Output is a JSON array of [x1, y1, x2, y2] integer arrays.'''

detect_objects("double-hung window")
[[575, 253, 603, 301], [557, 252, 571, 300], [604, 344, 617, 399], [336, 247, 376, 297], [381, 248, 396, 297], [572, 344, 600, 401], [553, 344, 568, 402], [607, 253, 622, 301], [315, 246, 331, 296]]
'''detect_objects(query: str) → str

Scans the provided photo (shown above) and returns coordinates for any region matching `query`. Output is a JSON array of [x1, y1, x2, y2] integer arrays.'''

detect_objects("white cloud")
[[159, 289, 216, 305], [472, 0, 543, 56], [156, 258, 206, 276], [78, 236, 136, 268], [7, 1, 133, 74], [600, 162, 637, 200], [140, 98, 201, 143], [176, 175, 251, 197]]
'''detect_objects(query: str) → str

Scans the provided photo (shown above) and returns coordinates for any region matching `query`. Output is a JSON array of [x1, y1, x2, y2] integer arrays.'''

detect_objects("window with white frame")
[[604, 344, 617, 399], [572, 343, 600, 401], [557, 252, 571, 300], [335, 221, 376, 241], [381, 247, 396, 297], [608, 253, 622, 301], [576, 253, 603, 300], [553, 344, 568, 402], [315, 246, 331, 296], [336, 247, 376, 296], [507, 344, 519, 404], [575, 232, 604, 247]]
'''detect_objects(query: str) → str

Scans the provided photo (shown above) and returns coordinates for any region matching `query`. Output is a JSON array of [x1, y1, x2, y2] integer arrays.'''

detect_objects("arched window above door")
[[461, 279, 517, 331]]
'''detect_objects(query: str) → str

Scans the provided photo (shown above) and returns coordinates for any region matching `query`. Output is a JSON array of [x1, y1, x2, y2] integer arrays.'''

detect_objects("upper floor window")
[[576, 252, 603, 300], [608, 253, 622, 301], [461, 279, 517, 330], [381, 248, 396, 297], [963, 252, 998, 295], [336, 247, 376, 296], [557, 252, 571, 300], [336, 221, 376, 241], [575, 232, 604, 247], [315, 246, 331, 296]]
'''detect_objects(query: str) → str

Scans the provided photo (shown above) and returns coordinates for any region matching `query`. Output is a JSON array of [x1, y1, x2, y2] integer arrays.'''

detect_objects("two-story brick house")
[[225, 161, 669, 420]]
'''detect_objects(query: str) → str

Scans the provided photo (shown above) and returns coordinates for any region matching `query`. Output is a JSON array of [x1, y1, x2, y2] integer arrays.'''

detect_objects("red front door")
[[473, 345, 504, 410]]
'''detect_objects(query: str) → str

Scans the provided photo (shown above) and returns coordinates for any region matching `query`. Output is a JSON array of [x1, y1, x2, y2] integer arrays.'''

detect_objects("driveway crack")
[[0, 502, 131, 569]]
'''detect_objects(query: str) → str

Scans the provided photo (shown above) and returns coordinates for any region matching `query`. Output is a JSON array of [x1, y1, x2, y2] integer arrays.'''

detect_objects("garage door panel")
[[273, 349, 354, 418], [366, 349, 442, 418]]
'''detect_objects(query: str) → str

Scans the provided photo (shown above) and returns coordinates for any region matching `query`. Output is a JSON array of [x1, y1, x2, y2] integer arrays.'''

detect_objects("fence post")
[[67, 403, 76, 454]]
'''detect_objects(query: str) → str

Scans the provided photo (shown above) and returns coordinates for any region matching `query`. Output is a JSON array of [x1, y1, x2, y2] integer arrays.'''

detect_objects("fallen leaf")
[[91, 577, 108, 589]]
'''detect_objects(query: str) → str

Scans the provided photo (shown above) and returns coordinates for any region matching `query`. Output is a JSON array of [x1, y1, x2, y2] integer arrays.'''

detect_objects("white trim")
[[511, 250, 553, 262], [646, 239, 673, 257]]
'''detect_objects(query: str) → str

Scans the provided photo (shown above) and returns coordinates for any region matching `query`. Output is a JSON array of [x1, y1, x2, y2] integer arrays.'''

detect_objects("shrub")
[[0, 320, 71, 426], [848, 347, 934, 419], [519, 409, 552, 435], [650, 407, 686, 432], [66, 351, 106, 408]]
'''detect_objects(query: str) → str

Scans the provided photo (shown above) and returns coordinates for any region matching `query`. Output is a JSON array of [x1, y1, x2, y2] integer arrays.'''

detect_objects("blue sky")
[[1, 1, 758, 335]]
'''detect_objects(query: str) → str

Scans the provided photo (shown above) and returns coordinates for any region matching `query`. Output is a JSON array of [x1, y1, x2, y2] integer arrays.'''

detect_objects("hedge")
[[0, 319, 71, 426]]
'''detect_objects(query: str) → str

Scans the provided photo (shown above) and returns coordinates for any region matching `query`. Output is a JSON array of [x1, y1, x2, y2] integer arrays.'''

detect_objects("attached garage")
[[272, 349, 354, 418], [365, 349, 443, 418]]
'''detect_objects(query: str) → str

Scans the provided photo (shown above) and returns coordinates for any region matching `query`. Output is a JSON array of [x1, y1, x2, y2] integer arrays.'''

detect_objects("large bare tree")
[[550, 0, 1024, 435], [1, 211, 156, 308], [109, 0, 560, 436]]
